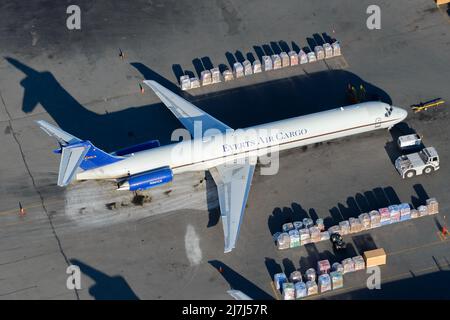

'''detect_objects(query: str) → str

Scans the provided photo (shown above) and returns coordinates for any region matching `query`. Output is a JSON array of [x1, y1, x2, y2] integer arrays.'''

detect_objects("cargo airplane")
[[37, 80, 407, 253]]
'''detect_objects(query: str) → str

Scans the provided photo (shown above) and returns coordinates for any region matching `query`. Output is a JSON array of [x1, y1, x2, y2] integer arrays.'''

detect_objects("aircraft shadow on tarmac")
[[70, 259, 140, 300], [6, 57, 391, 153]]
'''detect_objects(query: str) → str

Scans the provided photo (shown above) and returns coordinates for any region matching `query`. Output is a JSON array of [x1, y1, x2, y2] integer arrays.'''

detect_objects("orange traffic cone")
[[219, 266, 224, 273], [139, 83, 144, 94], [442, 226, 448, 237], [119, 48, 125, 60], [19, 202, 26, 216]]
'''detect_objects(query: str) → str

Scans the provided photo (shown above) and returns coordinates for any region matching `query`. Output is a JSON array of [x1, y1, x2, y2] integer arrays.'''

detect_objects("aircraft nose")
[[393, 106, 408, 121]]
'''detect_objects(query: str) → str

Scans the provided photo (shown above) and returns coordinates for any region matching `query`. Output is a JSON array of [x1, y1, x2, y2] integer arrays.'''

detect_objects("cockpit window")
[[385, 105, 393, 117]]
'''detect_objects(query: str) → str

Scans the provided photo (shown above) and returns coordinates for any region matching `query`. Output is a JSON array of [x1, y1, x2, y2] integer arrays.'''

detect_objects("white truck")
[[395, 147, 440, 178]]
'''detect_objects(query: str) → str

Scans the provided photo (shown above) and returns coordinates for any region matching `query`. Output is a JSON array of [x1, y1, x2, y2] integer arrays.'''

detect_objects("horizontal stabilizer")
[[36, 120, 81, 146]]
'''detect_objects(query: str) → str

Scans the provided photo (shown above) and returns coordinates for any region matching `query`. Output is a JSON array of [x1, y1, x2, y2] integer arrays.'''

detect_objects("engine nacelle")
[[117, 167, 173, 191]]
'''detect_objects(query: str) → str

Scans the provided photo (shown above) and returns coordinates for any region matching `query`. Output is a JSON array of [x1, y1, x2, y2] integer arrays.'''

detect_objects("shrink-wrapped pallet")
[[418, 205, 428, 217], [222, 70, 234, 82], [290, 271, 303, 283], [332, 262, 343, 273], [272, 232, 281, 242], [280, 52, 290, 67], [316, 218, 325, 231], [388, 205, 400, 223], [330, 271, 343, 290], [339, 220, 350, 235], [332, 41, 341, 56], [323, 43, 333, 58], [299, 228, 310, 246], [305, 268, 316, 282], [320, 231, 330, 241], [318, 274, 332, 293], [317, 259, 331, 274], [210, 67, 221, 84], [282, 223, 294, 233], [298, 50, 308, 64], [295, 282, 307, 299], [410, 209, 419, 219], [242, 60, 252, 76], [271, 54, 282, 69], [282, 282, 295, 300], [306, 280, 318, 296], [328, 225, 341, 235], [342, 258, 355, 274], [289, 229, 300, 248], [369, 210, 381, 228], [190, 77, 201, 88], [359, 213, 371, 230], [314, 46, 325, 60], [307, 51, 317, 63], [303, 218, 314, 228], [180, 75, 191, 90], [252, 59, 262, 73], [293, 221, 303, 230], [426, 198, 439, 215], [233, 62, 244, 78], [201, 70, 212, 86], [262, 56, 272, 71], [352, 255, 366, 271], [276, 232, 290, 250], [379, 207, 391, 226], [274, 272, 287, 290], [288, 51, 298, 66], [349, 217, 363, 233], [399, 203, 411, 221], [309, 226, 321, 243]]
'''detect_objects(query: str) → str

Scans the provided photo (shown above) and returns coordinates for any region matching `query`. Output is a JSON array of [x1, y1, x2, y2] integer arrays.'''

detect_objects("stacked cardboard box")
[[309, 226, 321, 243], [418, 205, 428, 217], [369, 210, 381, 228], [426, 198, 439, 215], [242, 60, 252, 76], [307, 52, 317, 63], [299, 228, 311, 245], [320, 231, 330, 241], [317, 260, 331, 274], [316, 218, 325, 231], [306, 280, 318, 296], [252, 59, 262, 73], [271, 54, 282, 69], [233, 62, 244, 78], [318, 274, 332, 293], [332, 41, 341, 56], [305, 268, 316, 282], [349, 217, 363, 233], [282, 282, 295, 300], [299, 50, 308, 64], [289, 229, 300, 248], [288, 51, 298, 66], [379, 207, 391, 226], [303, 218, 314, 228], [411, 209, 419, 219], [277, 232, 290, 250], [222, 70, 234, 81], [323, 43, 333, 58], [314, 46, 325, 60], [330, 271, 343, 290], [339, 220, 350, 235], [352, 256, 366, 271], [180, 75, 191, 90], [359, 213, 371, 230], [190, 77, 201, 88], [295, 282, 307, 299], [399, 203, 411, 221], [363, 248, 386, 267], [274, 273, 287, 290], [282, 222, 294, 232], [210, 67, 221, 83], [201, 70, 212, 86], [290, 271, 303, 283], [388, 205, 401, 223], [262, 56, 272, 71], [342, 258, 355, 274], [280, 52, 290, 67], [328, 225, 341, 235]]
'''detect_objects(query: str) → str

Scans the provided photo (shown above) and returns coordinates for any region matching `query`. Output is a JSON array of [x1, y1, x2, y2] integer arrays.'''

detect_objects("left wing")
[[143, 80, 232, 137], [210, 160, 256, 253]]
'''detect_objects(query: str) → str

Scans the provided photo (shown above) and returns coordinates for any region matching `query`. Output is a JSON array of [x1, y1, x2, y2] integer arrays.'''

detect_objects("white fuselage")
[[76, 101, 407, 181]]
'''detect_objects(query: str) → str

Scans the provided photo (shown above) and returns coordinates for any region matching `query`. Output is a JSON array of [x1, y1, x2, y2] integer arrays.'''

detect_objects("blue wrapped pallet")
[[295, 282, 307, 299], [274, 273, 287, 290]]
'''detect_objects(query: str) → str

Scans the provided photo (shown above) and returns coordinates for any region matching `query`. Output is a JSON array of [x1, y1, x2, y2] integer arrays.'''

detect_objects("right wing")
[[143, 80, 233, 137]]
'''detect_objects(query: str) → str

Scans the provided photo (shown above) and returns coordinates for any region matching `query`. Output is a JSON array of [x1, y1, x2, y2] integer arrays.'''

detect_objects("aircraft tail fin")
[[36, 120, 124, 186]]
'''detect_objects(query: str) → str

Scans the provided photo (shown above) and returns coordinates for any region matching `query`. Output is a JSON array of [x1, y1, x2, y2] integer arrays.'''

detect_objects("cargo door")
[[375, 117, 381, 128]]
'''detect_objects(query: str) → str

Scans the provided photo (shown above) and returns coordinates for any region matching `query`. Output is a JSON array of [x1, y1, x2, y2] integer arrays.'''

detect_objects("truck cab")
[[395, 147, 440, 178]]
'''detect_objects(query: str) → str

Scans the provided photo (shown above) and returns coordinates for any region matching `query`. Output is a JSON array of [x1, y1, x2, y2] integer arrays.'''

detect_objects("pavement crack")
[[0, 90, 80, 300]]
